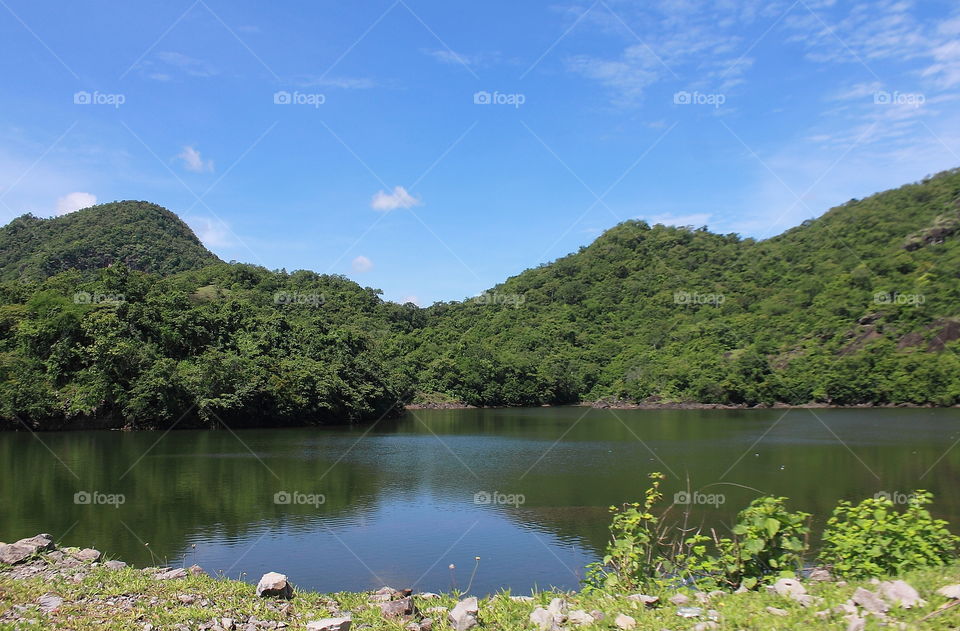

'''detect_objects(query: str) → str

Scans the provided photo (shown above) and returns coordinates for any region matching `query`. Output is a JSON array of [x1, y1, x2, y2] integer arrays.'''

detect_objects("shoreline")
[[4, 400, 958, 432], [3, 533, 960, 630]]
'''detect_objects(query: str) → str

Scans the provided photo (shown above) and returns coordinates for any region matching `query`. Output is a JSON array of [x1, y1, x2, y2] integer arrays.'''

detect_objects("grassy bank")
[[3, 540, 960, 630]]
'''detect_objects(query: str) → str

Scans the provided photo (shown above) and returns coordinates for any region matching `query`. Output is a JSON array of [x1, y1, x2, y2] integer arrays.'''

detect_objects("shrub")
[[819, 491, 959, 578]]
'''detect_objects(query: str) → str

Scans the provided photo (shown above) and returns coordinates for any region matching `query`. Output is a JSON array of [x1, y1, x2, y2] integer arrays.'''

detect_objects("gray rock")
[[154, 568, 188, 580], [0, 543, 35, 565], [509, 595, 533, 602], [844, 614, 865, 631], [419, 618, 434, 631], [256, 572, 293, 599], [567, 609, 594, 626], [626, 593, 659, 606], [937, 584, 960, 599], [547, 597, 567, 622], [417, 592, 441, 599], [530, 607, 556, 631], [693, 623, 718, 631], [765, 607, 788, 617], [38, 593, 63, 613], [220, 618, 235, 630], [808, 567, 833, 582], [379, 597, 413, 618], [16, 534, 55, 553], [306, 618, 352, 631], [772, 578, 806, 598], [676, 606, 703, 618], [447, 597, 478, 631], [668, 593, 690, 606], [105, 560, 128, 570], [73, 548, 101, 562], [879, 580, 925, 608], [614, 613, 636, 630], [851, 587, 889, 614]]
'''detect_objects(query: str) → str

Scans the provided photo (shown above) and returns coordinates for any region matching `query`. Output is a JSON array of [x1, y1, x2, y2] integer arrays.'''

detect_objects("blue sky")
[[1, 0, 959, 305]]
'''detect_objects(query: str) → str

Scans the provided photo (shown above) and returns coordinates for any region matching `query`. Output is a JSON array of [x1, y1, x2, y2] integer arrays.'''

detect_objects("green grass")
[[3, 559, 960, 629]]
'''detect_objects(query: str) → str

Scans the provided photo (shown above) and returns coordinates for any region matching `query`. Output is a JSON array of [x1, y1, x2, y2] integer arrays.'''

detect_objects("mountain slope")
[[405, 168, 960, 406], [0, 201, 220, 280]]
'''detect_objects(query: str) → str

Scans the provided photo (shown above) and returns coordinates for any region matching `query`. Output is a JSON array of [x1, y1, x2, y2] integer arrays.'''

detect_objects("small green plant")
[[584, 472, 666, 592], [819, 490, 959, 578]]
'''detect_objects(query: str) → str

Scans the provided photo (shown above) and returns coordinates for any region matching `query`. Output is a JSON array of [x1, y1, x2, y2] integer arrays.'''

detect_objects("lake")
[[2, 407, 959, 595]]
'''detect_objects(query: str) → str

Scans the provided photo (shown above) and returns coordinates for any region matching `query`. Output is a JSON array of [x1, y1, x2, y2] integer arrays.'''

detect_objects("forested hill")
[[0, 201, 220, 280], [1, 169, 959, 429], [405, 168, 960, 407]]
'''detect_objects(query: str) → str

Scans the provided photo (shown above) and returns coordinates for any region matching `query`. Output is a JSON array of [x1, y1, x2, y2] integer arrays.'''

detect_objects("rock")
[[851, 587, 889, 614], [614, 613, 636, 630], [626, 593, 659, 606], [417, 592, 441, 599], [772, 578, 806, 598], [669, 593, 690, 606], [16, 534, 55, 553], [448, 597, 479, 631], [379, 597, 414, 618], [0, 544, 35, 565], [808, 567, 833, 582], [844, 614, 865, 631], [306, 618, 352, 631], [693, 623, 718, 631], [425, 606, 448, 614], [530, 607, 556, 631], [879, 580, 925, 608], [188, 564, 206, 576], [567, 609, 594, 626], [676, 607, 703, 618], [509, 595, 533, 602], [220, 618, 235, 630], [937, 584, 960, 599], [589, 610, 605, 621], [73, 548, 101, 562], [105, 560, 128, 570], [256, 572, 294, 599], [547, 597, 567, 622], [38, 593, 63, 613], [154, 568, 188, 580], [765, 607, 789, 617], [177, 594, 196, 604]]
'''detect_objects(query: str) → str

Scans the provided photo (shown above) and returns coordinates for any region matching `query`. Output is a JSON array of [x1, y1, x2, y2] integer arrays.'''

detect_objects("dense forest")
[[1, 169, 959, 429]]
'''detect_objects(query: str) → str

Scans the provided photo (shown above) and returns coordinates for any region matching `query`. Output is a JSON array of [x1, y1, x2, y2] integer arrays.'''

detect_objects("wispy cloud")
[[186, 216, 233, 248], [177, 146, 214, 173], [55, 191, 96, 216], [352, 255, 374, 273], [371, 186, 421, 211]]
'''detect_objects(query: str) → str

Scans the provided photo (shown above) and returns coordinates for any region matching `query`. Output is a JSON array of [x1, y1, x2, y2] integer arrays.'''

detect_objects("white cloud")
[[400, 295, 420, 306], [186, 216, 233, 248], [55, 192, 97, 216], [352, 255, 374, 273], [645, 212, 711, 228], [371, 186, 421, 211], [178, 146, 214, 173]]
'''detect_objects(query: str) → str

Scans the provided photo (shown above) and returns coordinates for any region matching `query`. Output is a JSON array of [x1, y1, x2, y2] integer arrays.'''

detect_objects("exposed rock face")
[[255, 572, 294, 599]]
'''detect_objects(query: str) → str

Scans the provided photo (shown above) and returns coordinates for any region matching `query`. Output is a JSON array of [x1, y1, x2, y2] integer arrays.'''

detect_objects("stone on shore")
[[154, 568, 188, 581], [38, 593, 63, 613], [447, 596, 479, 631], [879, 580, 925, 608], [937, 584, 960, 599], [306, 617, 352, 631], [765, 606, 788, 617], [379, 596, 414, 618], [567, 609, 595, 626], [255, 572, 294, 599], [614, 613, 636, 630], [0, 534, 56, 565], [104, 560, 128, 570], [626, 593, 659, 606], [73, 548, 101, 562], [530, 607, 556, 631], [851, 587, 888, 614]]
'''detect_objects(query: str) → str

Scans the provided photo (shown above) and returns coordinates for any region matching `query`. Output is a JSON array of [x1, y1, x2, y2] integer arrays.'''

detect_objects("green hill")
[[1, 169, 959, 428], [0, 201, 221, 280]]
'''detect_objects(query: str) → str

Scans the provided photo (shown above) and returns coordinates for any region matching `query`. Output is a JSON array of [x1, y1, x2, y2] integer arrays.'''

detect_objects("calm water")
[[2, 407, 960, 594]]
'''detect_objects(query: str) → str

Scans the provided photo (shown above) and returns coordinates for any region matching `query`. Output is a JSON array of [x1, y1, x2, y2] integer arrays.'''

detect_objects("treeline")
[[1, 171, 960, 428]]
